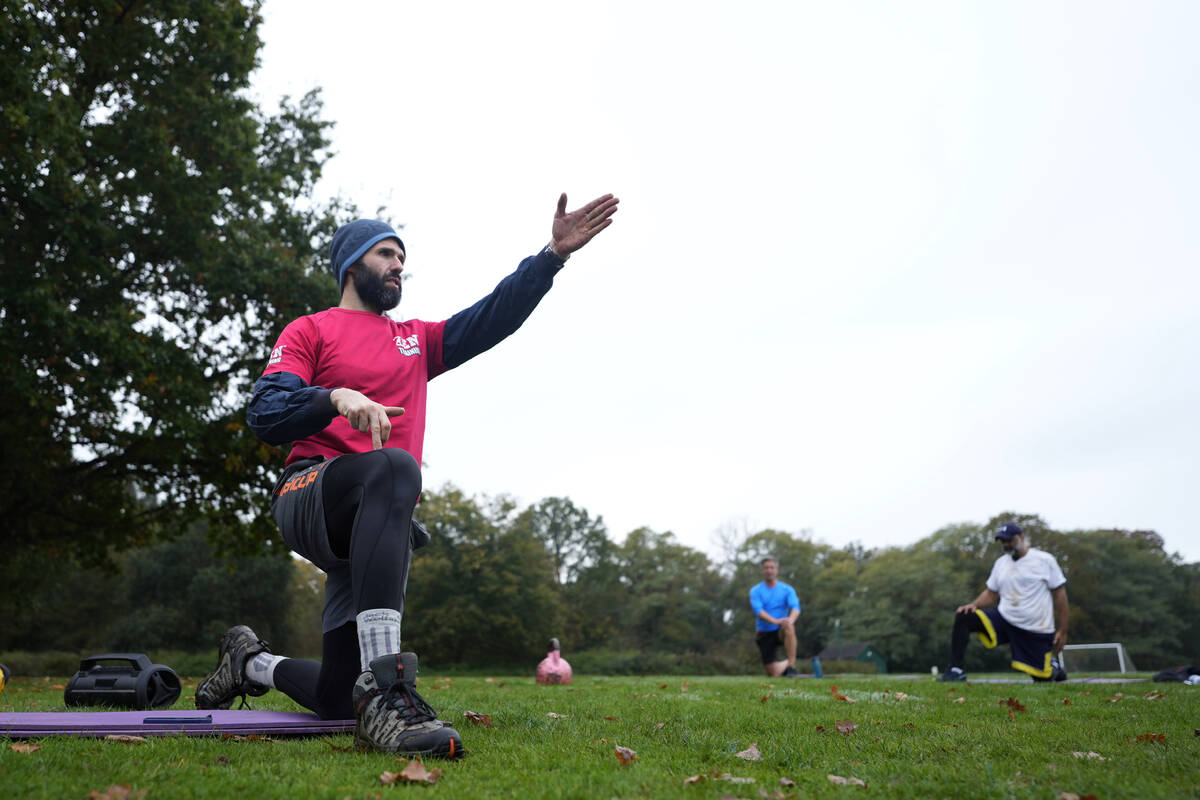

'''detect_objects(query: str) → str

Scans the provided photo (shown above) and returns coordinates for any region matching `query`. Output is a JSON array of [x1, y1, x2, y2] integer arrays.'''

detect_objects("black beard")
[[352, 265, 401, 312]]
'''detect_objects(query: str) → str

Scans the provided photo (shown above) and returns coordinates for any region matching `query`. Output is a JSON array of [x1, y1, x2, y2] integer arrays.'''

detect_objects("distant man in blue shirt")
[[749, 556, 802, 677]]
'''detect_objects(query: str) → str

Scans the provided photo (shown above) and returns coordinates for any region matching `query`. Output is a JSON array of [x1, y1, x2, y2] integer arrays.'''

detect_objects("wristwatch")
[[544, 242, 570, 263]]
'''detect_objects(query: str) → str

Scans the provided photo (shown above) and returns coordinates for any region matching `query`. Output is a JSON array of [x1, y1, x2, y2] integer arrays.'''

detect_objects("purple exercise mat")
[[968, 677, 1147, 684], [0, 710, 354, 739]]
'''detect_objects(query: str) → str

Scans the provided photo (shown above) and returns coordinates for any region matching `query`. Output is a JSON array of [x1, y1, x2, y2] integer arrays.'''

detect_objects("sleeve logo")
[[267, 345, 287, 365], [394, 334, 421, 357]]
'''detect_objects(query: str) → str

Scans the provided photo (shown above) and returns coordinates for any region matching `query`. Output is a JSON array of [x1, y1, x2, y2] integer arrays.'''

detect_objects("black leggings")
[[949, 610, 986, 670], [274, 449, 420, 719]]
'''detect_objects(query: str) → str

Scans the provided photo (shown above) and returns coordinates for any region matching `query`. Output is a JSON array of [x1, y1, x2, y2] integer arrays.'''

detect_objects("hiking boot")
[[195, 625, 271, 710], [353, 652, 463, 758], [937, 668, 968, 682], [1036, 659, 1068, 683], [781, 665, 801, 678]]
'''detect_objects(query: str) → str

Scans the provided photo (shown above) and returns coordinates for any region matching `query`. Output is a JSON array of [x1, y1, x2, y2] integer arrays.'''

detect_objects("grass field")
[[2, 671, 1198, 799]]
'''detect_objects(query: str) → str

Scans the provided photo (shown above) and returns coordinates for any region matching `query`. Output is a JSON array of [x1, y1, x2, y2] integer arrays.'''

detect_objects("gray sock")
[[246, 652, 285, 689], [356, 608, 403, 670]]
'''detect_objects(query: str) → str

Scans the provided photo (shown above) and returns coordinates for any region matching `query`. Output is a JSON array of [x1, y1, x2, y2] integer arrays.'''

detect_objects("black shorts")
[[755, 630, 784, 665], [973, 608, 1056, 679]]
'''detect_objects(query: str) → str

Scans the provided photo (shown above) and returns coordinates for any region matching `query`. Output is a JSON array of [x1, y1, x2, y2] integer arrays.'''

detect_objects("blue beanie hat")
[[329, 219, 405, 292]]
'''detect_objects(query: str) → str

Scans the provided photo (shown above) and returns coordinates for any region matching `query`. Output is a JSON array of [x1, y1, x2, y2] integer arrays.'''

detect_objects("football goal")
[[1059, 643, 1137, 673]]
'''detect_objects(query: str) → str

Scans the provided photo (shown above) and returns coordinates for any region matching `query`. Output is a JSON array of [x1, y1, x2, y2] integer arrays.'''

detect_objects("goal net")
[[1059, 643, 1137, 673]]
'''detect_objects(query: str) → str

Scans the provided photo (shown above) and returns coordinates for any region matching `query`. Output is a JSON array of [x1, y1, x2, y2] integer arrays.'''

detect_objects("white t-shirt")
[[985, 547, 1066, 634]]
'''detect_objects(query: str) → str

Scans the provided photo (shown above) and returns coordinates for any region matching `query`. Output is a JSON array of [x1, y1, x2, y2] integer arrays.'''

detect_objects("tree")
[[0, 0, 339, 571], [512, 496, 609, 585]]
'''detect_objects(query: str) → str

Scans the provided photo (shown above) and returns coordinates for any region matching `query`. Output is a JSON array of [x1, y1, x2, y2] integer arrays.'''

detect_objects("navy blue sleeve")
[[246, 371, 337, 446], [442, 246, 565, 369]]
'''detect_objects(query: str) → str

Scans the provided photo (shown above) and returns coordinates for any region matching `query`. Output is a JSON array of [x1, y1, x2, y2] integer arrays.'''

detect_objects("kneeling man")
[[939, 523, 1069, 682], [750, 556, 802, 678]]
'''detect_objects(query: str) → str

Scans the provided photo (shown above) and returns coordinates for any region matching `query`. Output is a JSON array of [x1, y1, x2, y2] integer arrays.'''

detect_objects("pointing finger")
[[383, 406, 406, 417]]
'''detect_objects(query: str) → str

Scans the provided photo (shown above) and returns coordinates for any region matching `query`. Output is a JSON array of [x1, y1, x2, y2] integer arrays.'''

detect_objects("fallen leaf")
[[815, 725, 825, 732], [10, 743, 42, 753], [683, 774, 705, 785], [894, 692, 908, 701], [1107, 693, 1124, 703], [1071, 751, 1106, 761], [953, 696, 966, 703], [1057, 794, 1098, 800], [830, 685, 856, 703], [546, 712, 569, 719], [761, 694, 772, 704], [1001, 697, 1027, 712], [604, 716, 619, 721], [779, 777, 796, 787], [835, 719, 859, 736], [614, 745, 637, 765], [654, 722, 665, 730], [463, 710, 492, 727], [828, 774, 866, 787], [49, 683, 65, 690], [104, 735, 147, 744], [485, 677, 496, 683], [87, 785, 147, 800], [1132, 733, 1166, 743], [381, 757, 442, 785], [660, 683, 669, 690], [222, 734, 273, 742], [323, 739, 354, 752], [680, 681, 690, 692], [903, 722, 915, 729], [735, 743, 762, 761], [1062, 698, 1072, 705], [1143, 691, 1166, 701]]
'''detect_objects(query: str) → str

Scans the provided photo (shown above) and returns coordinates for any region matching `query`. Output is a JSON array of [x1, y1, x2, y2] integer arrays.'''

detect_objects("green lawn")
[[2, 672, 1198, 799]]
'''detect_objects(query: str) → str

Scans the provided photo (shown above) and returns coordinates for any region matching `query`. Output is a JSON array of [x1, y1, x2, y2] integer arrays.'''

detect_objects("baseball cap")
[[994, 523, 1023, 541]]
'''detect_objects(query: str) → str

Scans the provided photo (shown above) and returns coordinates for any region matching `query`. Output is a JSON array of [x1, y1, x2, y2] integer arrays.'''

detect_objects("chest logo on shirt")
[[394, 334, 421, 357], [267, 345, 287, 366]]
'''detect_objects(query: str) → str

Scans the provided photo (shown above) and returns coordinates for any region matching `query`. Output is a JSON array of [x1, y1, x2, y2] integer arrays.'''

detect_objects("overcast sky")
[[250, 1, 1199, 564]]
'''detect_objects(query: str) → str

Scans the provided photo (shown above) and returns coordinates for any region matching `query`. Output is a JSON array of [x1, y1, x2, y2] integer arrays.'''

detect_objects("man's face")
[[350, 239, 405, 312], [1000, 533, 1026, 559], [761, 560, 778, 583]]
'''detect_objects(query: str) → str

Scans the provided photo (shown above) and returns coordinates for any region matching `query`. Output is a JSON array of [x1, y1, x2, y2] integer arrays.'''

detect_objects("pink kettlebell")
[[536, 637, 573, 685]]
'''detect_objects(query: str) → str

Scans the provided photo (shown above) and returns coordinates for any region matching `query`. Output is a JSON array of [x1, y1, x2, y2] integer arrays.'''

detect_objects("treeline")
[[2, 493, 1196, 674]]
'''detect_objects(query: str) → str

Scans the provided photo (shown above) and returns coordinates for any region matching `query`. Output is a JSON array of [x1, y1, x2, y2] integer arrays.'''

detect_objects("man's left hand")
[[1053, 629, 1067, 653], [550, 192, 620, 257]]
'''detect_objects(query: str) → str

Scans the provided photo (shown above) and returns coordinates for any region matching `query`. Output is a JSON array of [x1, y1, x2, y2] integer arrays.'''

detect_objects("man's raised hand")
[[550, 193, 619, 257], [330, 388, 405, 450]]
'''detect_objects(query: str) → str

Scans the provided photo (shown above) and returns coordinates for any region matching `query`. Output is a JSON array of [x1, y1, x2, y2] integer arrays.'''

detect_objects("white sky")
[[251, 1, 1200, 564]]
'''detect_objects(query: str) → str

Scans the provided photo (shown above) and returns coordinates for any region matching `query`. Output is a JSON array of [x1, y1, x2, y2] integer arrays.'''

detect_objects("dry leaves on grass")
[[1071, 751, 1106, 761], [1128, 733, 1166, 743], [1107, 693, 1124, 703], [463, 710, 492, 727], [953, 696, 966, 703], [893, 692, 909, 701], [779, 777, 796, 787], [830, 685, 855, 703], [1143, 691, 1166, 701], [654, 722, 665, 730], [1001, 697, 1027, 712], [1058, 793, 1098, 800], [546, 712, 569, 719], [380, 757, 442, 785], [614, 745, 637, 766], [324, 739, 354, 752], [87, 785, 146, 800], [828, 774, 866, 787], [604, 716, 619, 722], [104, 735, 147, 744], [835, 719, 859, 736], [735, 743, 762, 761], [680, 681, 690, 692], [221, 734, 273, 742], [9, 743, 42, 753], [761, 693, 772, 704]]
